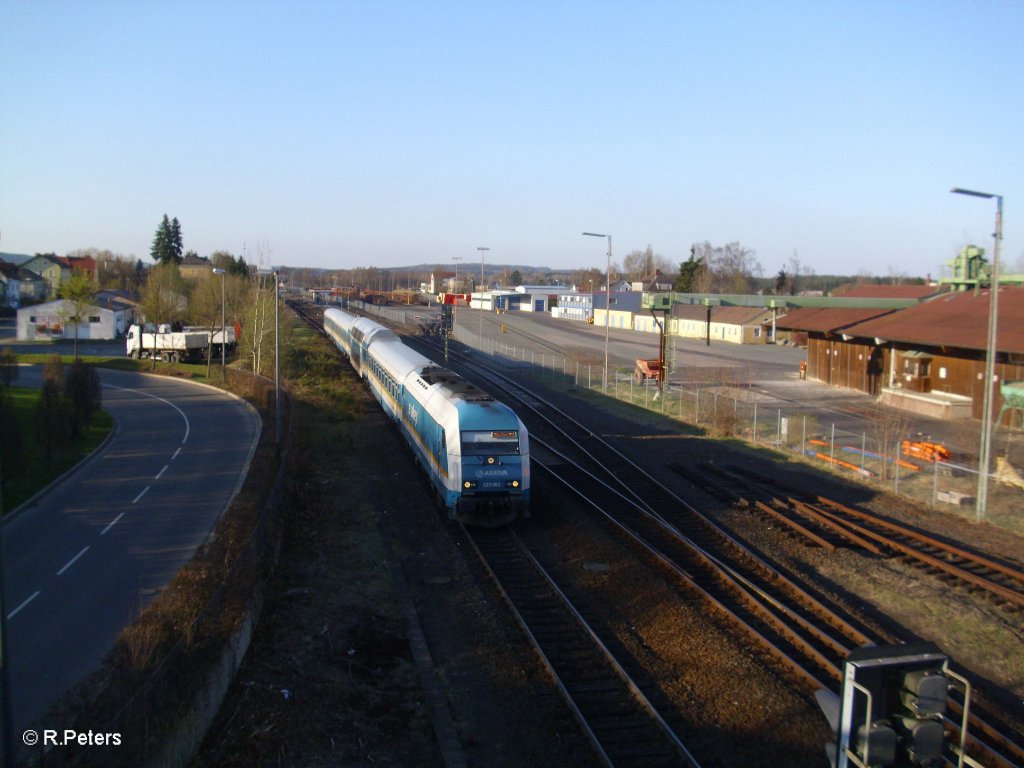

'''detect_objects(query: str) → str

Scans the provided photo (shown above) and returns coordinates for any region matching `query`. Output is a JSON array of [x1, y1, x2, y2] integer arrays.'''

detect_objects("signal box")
[[818, 642, 973, 768]]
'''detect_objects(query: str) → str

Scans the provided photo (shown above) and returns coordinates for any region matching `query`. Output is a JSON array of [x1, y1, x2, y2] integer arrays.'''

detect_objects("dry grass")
[[34, 356, 287, 767]]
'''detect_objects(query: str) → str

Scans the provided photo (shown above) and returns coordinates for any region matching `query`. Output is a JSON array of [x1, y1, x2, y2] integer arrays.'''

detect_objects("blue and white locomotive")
[[323, 307, 529, 525]]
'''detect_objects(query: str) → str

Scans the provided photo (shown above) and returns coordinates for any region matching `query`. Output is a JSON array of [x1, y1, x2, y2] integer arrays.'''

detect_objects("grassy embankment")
[[1, 385, 114, 513]]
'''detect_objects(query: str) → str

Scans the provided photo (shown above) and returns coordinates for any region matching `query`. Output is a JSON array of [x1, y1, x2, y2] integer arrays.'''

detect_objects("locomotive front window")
[[461, 430, 520, 455]]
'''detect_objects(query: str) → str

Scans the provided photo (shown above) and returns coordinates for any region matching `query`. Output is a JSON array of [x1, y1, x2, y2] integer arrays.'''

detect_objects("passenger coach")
[[324, 307, 530, 525]]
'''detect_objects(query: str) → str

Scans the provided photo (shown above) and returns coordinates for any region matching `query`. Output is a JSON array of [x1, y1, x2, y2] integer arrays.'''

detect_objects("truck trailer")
[[126, 324, 234, 363]]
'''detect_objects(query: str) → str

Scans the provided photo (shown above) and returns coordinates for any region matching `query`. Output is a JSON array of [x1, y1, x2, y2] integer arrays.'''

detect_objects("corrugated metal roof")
[[774, 306, 898, 333], [842, 286, 1024, 353]]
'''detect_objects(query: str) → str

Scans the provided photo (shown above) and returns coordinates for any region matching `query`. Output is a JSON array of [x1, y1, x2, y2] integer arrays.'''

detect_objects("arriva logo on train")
[[475, 468, 511, 478]]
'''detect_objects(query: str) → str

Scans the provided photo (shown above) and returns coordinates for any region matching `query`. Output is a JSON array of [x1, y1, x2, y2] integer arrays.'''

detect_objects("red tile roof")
[[774, 306, 899, 333], [842, 287, 1024, 354]]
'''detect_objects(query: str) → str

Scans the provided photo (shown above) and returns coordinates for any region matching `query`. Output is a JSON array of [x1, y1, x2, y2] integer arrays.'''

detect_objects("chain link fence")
[[347, 300, 1022, 530], [438, 319, 1023, 528]]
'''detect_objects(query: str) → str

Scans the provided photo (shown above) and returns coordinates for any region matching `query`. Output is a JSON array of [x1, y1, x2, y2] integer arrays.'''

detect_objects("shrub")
[[65, 360, 103, 437]]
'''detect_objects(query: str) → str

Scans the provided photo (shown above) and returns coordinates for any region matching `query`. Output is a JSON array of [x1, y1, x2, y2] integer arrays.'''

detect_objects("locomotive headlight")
[[463, 481, 477, 489], [486, 456, 496, 465], [507, 480, 520, 489]]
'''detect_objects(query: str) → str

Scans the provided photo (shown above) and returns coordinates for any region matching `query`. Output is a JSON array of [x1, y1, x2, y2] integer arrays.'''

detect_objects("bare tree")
[[787, 250, 808, 295], [139, 263, 188, 367], [190, 273, 227, 379], [691, 241, 762, 294], [622, 245, 671, 282], [868, 402, 915, 481]]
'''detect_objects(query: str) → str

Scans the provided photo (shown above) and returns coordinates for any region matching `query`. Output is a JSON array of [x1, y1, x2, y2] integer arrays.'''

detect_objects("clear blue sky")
[[2, 0, 1021, 279]]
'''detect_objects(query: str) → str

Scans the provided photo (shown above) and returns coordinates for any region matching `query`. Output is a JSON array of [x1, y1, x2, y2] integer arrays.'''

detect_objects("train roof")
[[417, 366, 494, 403], [328, 306, 507, 411], [372, 335, 433, 379]]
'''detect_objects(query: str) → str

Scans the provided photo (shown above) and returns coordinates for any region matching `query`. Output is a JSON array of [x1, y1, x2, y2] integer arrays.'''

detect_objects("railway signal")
[[817, 642, 973, 768]]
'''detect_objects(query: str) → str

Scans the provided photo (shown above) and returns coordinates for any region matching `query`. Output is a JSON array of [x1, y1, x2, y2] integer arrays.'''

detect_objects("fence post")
[[895, 441, 900, 492], [802, 415, 806, 457], [753, 400, 758, 443], [861, 432, 866, 473], [830, 423, 836, 466], [777, 408, 782, 447]]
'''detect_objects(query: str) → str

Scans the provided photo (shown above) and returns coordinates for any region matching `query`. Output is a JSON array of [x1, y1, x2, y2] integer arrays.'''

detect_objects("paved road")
[[3, 366, 260, 733]]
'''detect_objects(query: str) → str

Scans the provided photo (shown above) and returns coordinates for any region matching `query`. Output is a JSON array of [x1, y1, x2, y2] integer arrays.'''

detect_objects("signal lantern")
[[817, 642, 972, 768]]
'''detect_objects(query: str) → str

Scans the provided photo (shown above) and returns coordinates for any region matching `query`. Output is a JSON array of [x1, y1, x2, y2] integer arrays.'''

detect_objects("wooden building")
[[778, 287, 1024, 422], [774, 306, 899, 393]]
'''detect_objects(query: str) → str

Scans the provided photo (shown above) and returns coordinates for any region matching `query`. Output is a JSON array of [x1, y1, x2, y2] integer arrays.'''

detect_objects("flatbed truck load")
[[126, 323, 229, 363]]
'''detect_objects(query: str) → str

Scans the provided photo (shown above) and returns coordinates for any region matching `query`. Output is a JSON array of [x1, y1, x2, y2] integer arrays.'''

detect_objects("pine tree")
[[150, 214, 184, 265], [151, 215, 172, 264], [170, 217, 183, 263]]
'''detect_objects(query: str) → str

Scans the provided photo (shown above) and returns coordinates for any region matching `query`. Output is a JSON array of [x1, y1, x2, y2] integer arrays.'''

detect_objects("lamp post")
[[951, 187, 1003, 521], [582, 232, 612, 392], [477, 246, 489, 345], [257, 267, 281, 452], [212, 268, 226, 379], [452, 256, 462, 329]]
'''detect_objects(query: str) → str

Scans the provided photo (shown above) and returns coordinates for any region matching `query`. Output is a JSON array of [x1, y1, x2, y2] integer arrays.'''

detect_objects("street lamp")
[[257, 267, 281, 453], [212, 268, 226, 378], [582, 231, 612, 392], [950, 187, 1004, 521], [452, 256, 462, 329], [477, 246, 489, 344]]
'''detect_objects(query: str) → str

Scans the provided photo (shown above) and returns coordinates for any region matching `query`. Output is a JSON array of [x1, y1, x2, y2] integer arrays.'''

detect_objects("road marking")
[[104, 383, 191, 444], [133, 486, 150, 504], [156, 465, 168, 479], [101, 512, 125, 535], [7, 591, 41, 619], [57, 546, 90, 576]]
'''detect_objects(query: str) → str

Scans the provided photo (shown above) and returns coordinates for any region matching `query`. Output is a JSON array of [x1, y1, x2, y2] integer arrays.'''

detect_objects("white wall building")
[[16, 296, 134, 341]]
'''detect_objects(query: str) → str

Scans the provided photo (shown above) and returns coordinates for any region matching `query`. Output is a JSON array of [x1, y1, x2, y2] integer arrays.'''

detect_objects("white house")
[[16, 295, 135, 341]]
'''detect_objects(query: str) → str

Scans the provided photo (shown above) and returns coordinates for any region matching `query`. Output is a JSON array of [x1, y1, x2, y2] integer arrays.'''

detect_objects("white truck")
[[126, 323, 235, 363]]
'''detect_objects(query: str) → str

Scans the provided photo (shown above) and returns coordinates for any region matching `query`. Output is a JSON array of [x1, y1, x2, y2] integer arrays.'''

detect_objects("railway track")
[[416, 336, 1024, 768], [693, 462, 1024, 611], [296, 303, 1023, 768], [465, 525, 700, 768]]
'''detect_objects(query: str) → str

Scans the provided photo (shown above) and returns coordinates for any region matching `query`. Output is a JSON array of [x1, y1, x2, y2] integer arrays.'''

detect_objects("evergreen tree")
[[35, 356, 69, 458], [151, 215, 172, 264], [170, 217, 183, 263], [674, 249, 704, 293], [65, 360, 102, 437], [230, 254, 249, 277], [774, 268, 790, 295], [150, 214, 184, 265]]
